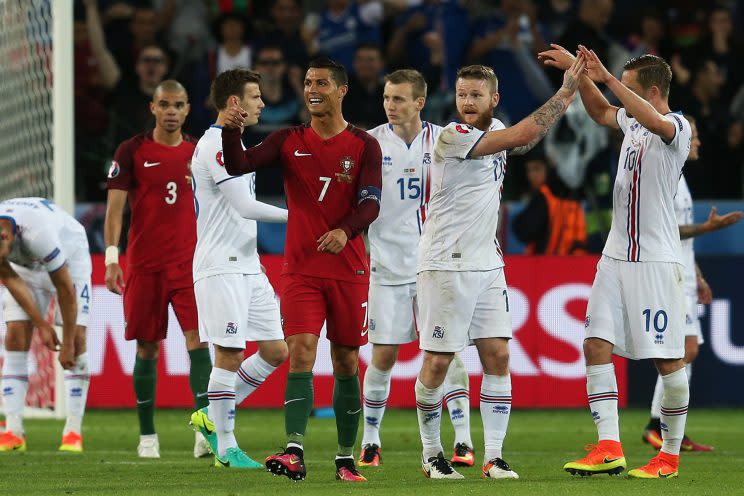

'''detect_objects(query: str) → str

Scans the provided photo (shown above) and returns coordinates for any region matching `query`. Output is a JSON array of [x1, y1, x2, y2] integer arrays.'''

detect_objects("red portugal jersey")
[[222, 124, 382, 283], [107, 131, 197, 272]]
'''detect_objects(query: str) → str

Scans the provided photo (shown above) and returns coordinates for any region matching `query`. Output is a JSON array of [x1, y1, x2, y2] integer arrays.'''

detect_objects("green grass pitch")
[[3, 408, 742, 495]]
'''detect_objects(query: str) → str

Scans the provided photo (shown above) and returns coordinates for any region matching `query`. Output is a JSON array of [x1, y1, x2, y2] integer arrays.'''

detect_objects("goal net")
[[0, 1, 64, 419]]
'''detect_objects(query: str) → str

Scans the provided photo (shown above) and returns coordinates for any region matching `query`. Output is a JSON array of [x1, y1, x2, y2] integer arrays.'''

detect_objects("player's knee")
[[261, 340, 288, 367], [583, 337, 612, 364], [3, 323, 31, 351], [423, 352, 453, 379], [137, 341, 159, 360], [332, 352, 359, 376], [371, 345, 397, 371]]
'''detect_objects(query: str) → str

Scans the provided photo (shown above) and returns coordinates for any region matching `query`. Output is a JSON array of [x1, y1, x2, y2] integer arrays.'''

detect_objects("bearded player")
[[104, 80, 212, 459], [221, 57, 382, 482]]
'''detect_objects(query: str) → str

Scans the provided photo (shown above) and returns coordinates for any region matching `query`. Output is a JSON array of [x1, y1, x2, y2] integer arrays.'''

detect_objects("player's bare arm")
[[0, 259, 59, 351], [103, 188, 127, 294], [539, 43, 619, 129], [48, 264, 79, 369], [679, 206, 743, 239], [472, 54, 585, 157], [696, 262, 713, 304], [579, 45, 676, 142]]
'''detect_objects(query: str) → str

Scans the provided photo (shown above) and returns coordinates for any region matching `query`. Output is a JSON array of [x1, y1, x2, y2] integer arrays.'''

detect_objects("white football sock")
[[660, 367, 689, 456], [480, 373, 511, 461], [63, 352, 90, 435], [361, 363, 391, 447], [208, 367, 238, 456], [2, 351, 29, 435], [235, 353, 277, 404], [415, 377, 444, 460], [650, 373, 663, 419], [586, 363, 620, 442], [444, 355, 473, 448], [685, 362, 692, 382]]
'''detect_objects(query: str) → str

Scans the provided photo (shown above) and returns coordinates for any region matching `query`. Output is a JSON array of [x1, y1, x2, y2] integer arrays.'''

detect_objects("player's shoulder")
[[115, 132, 149, 158], [664, 112, 690, 134], [438, 122, 481, 143], [366, 123, 389, 140], [347, 124, 381, 145], [489, 118, 507, 131]]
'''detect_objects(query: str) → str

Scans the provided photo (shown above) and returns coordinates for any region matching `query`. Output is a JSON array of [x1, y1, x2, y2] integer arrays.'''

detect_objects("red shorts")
[[123, 261, 198, 342], [281, 274, 369, 347]]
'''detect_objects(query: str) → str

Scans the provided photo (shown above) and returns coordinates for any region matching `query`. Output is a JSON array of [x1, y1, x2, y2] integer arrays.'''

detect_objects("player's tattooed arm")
[[679, 206, 743, 239]]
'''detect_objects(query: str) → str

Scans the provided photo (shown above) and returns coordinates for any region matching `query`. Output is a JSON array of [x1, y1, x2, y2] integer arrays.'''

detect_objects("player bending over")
[[642, 115, 742, 452], [0, 198, 91, 453], [104, 80, 212, 458], [361, 68, 474, 468], [189, 68, 289, 469], [221, 58, 382, 482], [415, 56, 584, 480], [540, 44, 693, 479]]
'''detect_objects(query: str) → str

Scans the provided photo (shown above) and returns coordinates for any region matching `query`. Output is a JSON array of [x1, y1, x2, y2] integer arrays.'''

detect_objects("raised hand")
[[578, 45, 612, 84], [559, 52, 586, 97], [538, 43, 575, 71], [223, 98, 247, 130], [703, 206, 743, 232]]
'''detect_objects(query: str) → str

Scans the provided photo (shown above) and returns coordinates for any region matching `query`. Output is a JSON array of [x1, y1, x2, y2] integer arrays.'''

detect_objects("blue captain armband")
[[358, 186, 381, 204]]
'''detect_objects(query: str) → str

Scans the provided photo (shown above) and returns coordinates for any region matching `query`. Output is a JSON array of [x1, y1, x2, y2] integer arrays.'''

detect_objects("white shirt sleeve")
[[435, 123, 487, 160], [24, 228, 66, 272], [218, 178, 288, 223], [615, 107, 630, 133], [661, 112, 691, 150], [202, 142, 234, 185]]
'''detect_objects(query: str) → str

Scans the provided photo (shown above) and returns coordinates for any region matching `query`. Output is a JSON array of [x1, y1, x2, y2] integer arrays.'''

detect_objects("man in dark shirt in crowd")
[[344, 44, 387, 130]]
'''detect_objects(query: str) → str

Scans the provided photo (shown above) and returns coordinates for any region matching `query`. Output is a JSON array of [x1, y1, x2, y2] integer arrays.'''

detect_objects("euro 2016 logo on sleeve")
[[215, 151, 224, 167], [455, 124, 473, 134], [336, 156, 354, 183], [108, 161, 120, 178], [225, 322, 238, 335], [432, 325, 445, 339]]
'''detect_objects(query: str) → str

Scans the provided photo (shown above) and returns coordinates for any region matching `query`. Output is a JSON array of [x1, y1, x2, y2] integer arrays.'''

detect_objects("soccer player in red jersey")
[[104, 80, 212, 459], [221, 58, 382, 482]]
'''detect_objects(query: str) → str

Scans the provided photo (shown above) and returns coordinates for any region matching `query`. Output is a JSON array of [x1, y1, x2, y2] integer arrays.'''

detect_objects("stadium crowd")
[[73, 0, 744, 252]]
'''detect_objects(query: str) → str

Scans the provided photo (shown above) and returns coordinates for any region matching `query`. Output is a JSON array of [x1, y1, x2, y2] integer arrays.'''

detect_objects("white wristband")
[[105, 246, 119, 266]]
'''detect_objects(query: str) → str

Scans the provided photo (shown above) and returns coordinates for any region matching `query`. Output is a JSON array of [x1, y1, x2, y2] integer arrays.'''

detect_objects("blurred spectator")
[[344, 44, 387, 129], [536, 0, 574, 41], [75, 0, 121, 201], [106, 6, 164, 82], [469, 0, 553, 121], [303, 0, 383, 71], [254, 0, 310, 71], [692, 6, 744, 102], [512, 156, 587, 255], [152, 0, 212, 81], [626, 9, 674, 60], [110, 45, 170, 147]]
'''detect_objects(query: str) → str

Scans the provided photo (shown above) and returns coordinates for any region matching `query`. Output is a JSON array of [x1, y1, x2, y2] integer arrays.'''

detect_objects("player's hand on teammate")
[[697, 275, 713, 304], [702, 206, 743, 233], [558, 52, 586, 99], [578, 45, 612, 84], [36, 321, 60, 352], [317, 228, 348, 254], [538, 43, 575, 71], [223, 97, 248, 130], [105, 263, 125, 295], [58, 342, 76, 370]]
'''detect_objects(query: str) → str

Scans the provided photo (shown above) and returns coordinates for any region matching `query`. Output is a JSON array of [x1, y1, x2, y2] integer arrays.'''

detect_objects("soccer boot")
[[335, 457, 367, 482], [190, 407, 218, 456], [59, 432, 83, 453], [358, 444, 381, 467], [680, 435, 714, 452], [451, 442, 475, 467], [137, 434, 160, 458], [642, 427, 663, 450], [564, 440, 626, 476], [194, 431, 211, 458], [265, 448, 307, 481], [628, 452, 679, 479], [482, 457, 519, 479], [214, 447, 264, 469], [0, 431, 26, 452], [421, 452, 465, 479]]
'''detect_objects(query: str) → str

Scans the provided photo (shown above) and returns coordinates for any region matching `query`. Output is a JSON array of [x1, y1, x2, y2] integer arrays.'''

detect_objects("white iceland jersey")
[[192, 125, 261, 281], [603, 109, 691, 263], [367, 122, 440, 284], [675, 175, 696, 295], [0, 197, 88, 275], [418, 119, 507, 272]]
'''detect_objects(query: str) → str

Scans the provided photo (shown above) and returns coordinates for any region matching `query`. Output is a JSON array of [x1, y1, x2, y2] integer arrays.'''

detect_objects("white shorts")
[[194, 272, 283, 349], [2, 261, 92, 328], [585, 256, 685, 360], [368, 282, 418, 345], [684, 295, 703, 343], [417, 269, 512, 353]]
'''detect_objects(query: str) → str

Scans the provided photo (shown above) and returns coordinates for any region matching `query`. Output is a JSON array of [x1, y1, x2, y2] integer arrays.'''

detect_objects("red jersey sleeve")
[[337, 132, 382, 238], [221, 127, 289, 175], [107, 136, 141, 190]]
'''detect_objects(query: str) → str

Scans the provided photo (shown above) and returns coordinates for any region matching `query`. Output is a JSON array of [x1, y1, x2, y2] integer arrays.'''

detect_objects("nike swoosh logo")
[[346, 408, 362, 415], [216, 457, 229, 467], [361, 328, 369, 337], [136, 399, 152, 405], [196, 392, 208, 398], [284, 398, 305, 405], [288, 457, 301, 465], [294, 150, 312, 157], [602, 456, 621, 463], [144, 161, 161, 167]]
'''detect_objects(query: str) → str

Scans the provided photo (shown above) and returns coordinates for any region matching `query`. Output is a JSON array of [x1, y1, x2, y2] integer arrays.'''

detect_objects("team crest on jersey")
[[455, 124, 473, 134], [336, 156, 354, 183], [369, 319, 375, 331], [108, 161, 120, 178], [432, 325, 445, 339], [423, 152, 431, 165], [215, 150, 224, 167], [225, 322, 238, 335]]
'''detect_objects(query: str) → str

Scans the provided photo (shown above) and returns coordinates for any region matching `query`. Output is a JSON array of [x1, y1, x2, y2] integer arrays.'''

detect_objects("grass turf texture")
[[3, 408, 741, 495]]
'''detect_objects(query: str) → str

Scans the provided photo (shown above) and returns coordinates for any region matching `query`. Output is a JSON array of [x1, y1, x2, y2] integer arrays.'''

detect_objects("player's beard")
[[457, 108, 493, 132]]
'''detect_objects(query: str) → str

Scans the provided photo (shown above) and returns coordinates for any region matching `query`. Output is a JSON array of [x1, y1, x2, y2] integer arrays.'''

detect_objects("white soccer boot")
[[193, 431, 211, 458], [137, 433, 160, 458], [421, 452, 465, 479], [482, 457, 519, 479]]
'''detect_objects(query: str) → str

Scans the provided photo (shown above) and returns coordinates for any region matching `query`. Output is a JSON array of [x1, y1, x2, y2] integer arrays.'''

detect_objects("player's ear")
[[149, 101, 156, 116], [492, 92, 500, 108], [185, 102, 191, 116], [416, 96, 426, 111], [339, 84, 348, 99]]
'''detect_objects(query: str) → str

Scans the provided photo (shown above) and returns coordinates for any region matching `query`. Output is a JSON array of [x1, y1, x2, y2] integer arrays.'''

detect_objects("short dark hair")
[[308, 57, 348, 86], [456, 65, 498, 93], [355, 43, 382, 55], [623, 54, 672, 98], [210, 69, 262, 111], [385, 69, 427, 99]]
